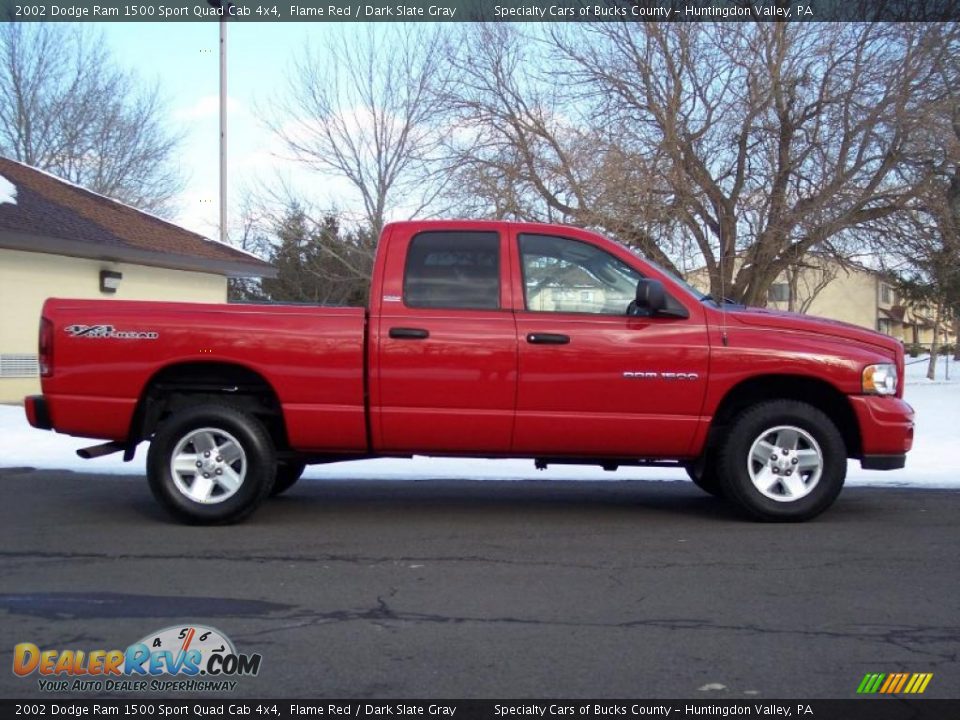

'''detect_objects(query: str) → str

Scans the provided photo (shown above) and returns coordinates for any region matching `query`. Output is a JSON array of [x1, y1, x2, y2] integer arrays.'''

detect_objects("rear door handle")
[[389, 327, 430, 340], [526, 333, 570, 345]]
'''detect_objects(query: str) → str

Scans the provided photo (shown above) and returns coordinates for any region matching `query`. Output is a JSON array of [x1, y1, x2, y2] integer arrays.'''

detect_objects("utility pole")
[[219, 16, 227, 245], [208, 0, 232, 245]]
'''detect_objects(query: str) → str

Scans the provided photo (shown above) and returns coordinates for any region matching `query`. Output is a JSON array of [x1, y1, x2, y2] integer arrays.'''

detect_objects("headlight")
[[862, 363, 898, 395]]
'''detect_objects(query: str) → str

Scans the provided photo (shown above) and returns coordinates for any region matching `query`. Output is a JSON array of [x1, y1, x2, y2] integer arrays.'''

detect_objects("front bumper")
[[861, 454, 906, 470], [24, 395, 52, 430], [848, 395, 914, 469]]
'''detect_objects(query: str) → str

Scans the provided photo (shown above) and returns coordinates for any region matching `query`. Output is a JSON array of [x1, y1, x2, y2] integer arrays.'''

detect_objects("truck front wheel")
[[718, 400, 846, 522], [684, 454, 724, 497], [147, 404, 276, 524]]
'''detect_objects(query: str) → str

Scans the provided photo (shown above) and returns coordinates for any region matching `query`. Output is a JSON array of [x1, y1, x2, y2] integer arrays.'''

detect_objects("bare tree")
[[226, 196, 276, 303], [0, 24, 184, 216], [565, 23, 950, 304], [446, 23, 944, 305], [265, 24, 452, 237], [440, 23, 680, 270], [880, 24, 960, 378]]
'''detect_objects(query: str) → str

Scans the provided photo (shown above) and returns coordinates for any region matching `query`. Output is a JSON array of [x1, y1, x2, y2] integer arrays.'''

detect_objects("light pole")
[[207, 0, 232, 245]]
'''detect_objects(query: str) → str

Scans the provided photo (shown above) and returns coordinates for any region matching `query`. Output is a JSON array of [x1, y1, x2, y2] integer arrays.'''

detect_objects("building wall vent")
[[0, 354, 39, 378]]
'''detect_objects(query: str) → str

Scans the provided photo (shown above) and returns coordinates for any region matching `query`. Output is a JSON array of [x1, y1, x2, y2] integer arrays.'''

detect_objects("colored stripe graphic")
[[857, 673, 884, 693], [879, 674, 896, 693], [892, 673, 910, 693], [905, 673, 934, 693], [857, 672, 932, 694]]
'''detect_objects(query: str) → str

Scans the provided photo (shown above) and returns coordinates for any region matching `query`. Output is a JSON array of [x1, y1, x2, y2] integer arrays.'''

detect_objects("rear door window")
[[403, 231, 500, 310]]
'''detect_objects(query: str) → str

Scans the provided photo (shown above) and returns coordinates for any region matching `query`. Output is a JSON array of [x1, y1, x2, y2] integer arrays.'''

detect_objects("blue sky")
[[100, 22, 339, 240]]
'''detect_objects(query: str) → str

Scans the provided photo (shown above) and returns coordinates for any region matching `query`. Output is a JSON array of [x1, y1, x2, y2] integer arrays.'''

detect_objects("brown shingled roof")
[[0, 156, 273, 278]]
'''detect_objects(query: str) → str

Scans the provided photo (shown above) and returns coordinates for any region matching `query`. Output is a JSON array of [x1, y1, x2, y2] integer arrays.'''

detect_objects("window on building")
[[768, 283, 790, 303], [403, 231, 500, 310], [880, 283, 894, 305]]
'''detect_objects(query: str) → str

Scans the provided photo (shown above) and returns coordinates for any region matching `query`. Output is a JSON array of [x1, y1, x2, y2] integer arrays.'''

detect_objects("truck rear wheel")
[[147, 404, 276, 524], [270, 460, 307, 497], [717, 400, 846, 522]]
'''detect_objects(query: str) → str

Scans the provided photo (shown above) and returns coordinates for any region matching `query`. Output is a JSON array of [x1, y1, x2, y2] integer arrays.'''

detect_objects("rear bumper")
[[24, 395, 53, 431], [849, 395, 914, 463]]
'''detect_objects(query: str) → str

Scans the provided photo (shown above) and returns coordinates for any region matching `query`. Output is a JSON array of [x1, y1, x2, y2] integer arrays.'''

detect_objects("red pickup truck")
[[25, 220, 914, 524]]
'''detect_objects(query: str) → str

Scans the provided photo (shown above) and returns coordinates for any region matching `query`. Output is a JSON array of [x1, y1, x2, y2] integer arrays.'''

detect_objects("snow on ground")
[[1, 355, 957, 488]]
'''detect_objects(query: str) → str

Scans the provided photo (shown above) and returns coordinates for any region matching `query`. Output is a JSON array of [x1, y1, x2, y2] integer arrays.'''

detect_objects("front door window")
[[519, 234, 640, 316]]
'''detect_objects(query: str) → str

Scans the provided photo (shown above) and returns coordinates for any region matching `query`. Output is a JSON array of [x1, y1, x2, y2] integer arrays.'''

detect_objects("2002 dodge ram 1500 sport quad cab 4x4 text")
[[25, 221, 914, 524]]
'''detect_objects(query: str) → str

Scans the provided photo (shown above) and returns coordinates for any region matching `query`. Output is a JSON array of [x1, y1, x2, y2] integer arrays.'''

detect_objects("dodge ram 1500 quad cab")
[[25, 221, 914, 524]]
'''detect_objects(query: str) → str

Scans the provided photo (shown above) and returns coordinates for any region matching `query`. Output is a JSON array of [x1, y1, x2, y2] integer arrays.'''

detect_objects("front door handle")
[[526, 333, 570, 345], [389, 327, 430, 340]]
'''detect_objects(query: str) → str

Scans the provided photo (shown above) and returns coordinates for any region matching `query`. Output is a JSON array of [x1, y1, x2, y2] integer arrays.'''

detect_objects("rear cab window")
[[403, 231, 501, 310]]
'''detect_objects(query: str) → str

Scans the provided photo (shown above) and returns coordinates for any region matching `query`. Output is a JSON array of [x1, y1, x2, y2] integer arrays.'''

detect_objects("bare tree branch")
[[263, 24, 453, 236], [0, 24, 184, 216]]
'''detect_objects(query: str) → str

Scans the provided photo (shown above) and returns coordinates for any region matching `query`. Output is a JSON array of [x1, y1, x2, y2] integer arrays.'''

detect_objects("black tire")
[[147, 404, 276, 525], [270, 460, 307, 497], [717, 400, 846, 522], [684, 456, 724, 498]]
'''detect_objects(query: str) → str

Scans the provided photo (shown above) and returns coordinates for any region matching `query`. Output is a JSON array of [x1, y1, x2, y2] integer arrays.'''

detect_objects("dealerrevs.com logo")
[[13, 625, 261, 693]]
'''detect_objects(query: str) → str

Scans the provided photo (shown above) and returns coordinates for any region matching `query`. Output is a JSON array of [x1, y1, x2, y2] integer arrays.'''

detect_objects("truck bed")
[[40, 299, 368, 452]]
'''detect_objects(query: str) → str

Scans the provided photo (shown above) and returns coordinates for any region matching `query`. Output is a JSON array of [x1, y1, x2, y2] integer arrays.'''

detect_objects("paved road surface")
[[0, 467, 957, 699]]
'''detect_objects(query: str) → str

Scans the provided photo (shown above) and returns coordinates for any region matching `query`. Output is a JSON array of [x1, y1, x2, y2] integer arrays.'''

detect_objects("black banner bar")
[[1, 0, 959, 23], [0, 700, 958, 720]]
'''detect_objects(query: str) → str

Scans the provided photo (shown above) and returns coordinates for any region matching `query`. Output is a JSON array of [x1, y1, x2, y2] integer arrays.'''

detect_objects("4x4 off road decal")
[[65, 324, 158, 340]]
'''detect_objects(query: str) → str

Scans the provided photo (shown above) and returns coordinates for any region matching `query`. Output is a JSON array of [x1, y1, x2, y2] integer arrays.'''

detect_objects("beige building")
[[764, 258, 949, 347], [0, 157, 274, 403], [687, 256, 951, 347]]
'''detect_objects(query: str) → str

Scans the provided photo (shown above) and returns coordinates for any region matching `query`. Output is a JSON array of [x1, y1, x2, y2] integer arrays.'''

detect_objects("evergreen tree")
[[259, 205, 374, 306]]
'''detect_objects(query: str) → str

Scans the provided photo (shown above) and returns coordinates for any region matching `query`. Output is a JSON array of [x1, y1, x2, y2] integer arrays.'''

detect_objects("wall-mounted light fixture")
[[100, 270, 122, 294]]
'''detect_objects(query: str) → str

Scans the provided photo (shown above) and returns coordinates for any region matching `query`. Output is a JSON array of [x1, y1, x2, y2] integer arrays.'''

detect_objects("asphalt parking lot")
[[0, 467, 957, 699]]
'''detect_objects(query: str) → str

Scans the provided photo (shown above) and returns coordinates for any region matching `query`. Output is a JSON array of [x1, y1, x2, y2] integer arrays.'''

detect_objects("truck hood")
[[725, 306, 901, 357]]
